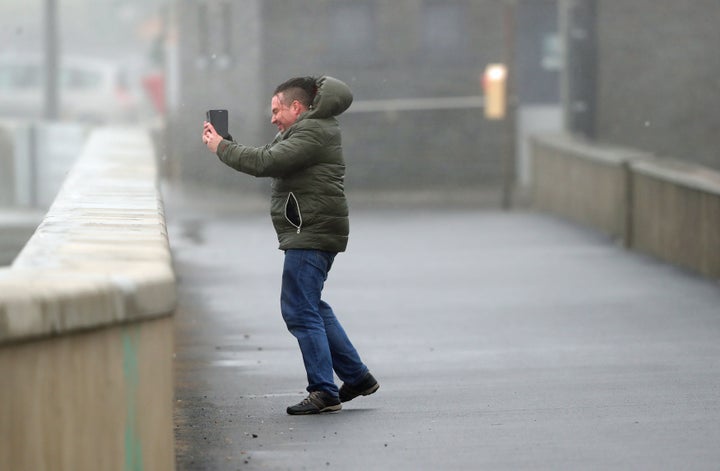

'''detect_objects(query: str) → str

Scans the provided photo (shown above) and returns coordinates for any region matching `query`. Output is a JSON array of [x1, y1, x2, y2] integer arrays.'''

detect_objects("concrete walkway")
[[165, 186, 720, 470]]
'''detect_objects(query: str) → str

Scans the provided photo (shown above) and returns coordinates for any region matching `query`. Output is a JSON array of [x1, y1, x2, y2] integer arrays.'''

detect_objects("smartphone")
[[206, 109, 229, 138]]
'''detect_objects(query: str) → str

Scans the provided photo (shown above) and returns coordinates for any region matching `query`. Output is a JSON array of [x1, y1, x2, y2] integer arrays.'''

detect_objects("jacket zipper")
[[285, 192, 302, 234]]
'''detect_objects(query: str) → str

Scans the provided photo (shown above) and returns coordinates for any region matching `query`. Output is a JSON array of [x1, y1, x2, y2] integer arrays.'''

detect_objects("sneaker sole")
[[341, 383, 379, 403], [362, 383, 380, 397], [320, 404, 342, 413], [287, 403, 342, 415]]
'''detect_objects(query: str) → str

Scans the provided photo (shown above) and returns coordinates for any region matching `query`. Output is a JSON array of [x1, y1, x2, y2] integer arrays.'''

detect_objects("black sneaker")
[[286, 391, 342, 415], [339, 372, 379, 403]]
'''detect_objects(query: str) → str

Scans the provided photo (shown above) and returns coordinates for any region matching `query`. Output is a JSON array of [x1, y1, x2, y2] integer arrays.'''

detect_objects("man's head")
[[271, 77, 317, 133]]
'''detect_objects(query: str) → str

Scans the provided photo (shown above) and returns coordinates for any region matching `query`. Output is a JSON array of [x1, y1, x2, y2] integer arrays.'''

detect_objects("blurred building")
[[167, 0, 561, 197], [562, 0, 720, 171]]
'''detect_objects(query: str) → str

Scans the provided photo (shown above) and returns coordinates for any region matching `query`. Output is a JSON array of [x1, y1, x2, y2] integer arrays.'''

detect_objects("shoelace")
[[299, 392, 322, 406]]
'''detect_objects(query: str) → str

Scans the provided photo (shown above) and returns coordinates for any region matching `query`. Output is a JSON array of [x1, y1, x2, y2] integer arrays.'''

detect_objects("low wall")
[[530, 134, 651, 241], [0, 128, 177, 471], [530, 133, 720, 279], [631, 159, 720, 279]]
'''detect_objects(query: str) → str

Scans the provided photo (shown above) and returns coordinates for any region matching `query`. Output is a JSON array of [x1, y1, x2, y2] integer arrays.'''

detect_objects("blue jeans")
[[281, 249, 369, 397]]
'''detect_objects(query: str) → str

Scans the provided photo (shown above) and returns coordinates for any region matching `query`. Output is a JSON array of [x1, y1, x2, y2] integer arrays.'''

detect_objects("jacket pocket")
[[284, 192, 302, 233]]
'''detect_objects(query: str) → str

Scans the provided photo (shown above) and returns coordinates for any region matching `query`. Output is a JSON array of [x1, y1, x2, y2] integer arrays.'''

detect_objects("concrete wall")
[[593, 1, 720, 172], [0, 128, 176, 470], [0, 318, 173, 471], [530, 134, 650, 240], [631, 160, 720, 279], [0, 120, 89, 267], [531, 133, 720, 279]]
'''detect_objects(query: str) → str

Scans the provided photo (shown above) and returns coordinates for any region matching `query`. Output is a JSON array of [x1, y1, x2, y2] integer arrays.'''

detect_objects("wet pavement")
[[164, 184, 720, 470]]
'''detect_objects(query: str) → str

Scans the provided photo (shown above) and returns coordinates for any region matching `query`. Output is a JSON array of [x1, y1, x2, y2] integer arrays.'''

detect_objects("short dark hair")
[[273, 76, 318, 108]]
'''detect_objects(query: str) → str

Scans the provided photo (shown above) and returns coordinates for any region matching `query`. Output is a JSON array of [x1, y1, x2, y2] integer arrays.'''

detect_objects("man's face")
[[271, 93, 301, 133]]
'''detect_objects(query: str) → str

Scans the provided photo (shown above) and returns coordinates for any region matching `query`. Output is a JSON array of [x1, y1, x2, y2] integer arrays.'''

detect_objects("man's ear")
[[292, 100, 305, 114]]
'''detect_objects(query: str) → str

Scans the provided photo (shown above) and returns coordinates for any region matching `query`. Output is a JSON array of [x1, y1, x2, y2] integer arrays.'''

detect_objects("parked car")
[[0, 54, 143, 123]]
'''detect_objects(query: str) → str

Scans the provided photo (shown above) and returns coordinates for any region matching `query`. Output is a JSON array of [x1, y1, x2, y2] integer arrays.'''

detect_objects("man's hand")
[[202, 121, 223, 153]]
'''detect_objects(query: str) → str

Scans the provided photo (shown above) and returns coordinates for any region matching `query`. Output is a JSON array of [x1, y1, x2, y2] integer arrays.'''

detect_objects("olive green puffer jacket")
[[216, 76, 352, 252]]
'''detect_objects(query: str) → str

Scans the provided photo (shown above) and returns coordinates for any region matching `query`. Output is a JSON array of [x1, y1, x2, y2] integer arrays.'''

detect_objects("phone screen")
[[206, 109, 229, 138]]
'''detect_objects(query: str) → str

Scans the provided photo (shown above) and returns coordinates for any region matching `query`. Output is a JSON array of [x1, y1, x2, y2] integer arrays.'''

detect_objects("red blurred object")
[[142, 73, 165, 114]]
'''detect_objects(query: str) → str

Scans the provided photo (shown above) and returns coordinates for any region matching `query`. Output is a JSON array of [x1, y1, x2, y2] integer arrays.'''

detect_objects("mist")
[[0, 0, 719, 252]]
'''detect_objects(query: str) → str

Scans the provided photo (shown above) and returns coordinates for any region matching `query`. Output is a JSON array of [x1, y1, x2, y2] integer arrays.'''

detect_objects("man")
[[202, 76, 378, 415]]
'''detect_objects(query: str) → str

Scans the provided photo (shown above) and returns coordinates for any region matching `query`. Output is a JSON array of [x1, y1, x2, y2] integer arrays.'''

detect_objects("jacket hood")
[[302, 76, 353, 120]]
